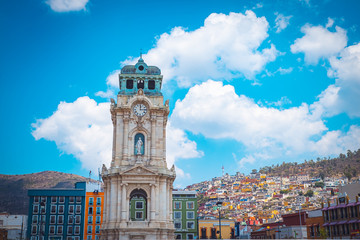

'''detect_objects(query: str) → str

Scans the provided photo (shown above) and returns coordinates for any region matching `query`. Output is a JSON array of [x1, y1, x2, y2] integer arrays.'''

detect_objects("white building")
[[0, 214, 27, 240], [101, 57, 176, 240]]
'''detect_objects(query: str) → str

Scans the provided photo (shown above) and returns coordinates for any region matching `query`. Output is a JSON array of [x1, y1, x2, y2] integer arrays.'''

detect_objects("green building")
[[173, 190, 198, 239], [129, 196, 147, 221]]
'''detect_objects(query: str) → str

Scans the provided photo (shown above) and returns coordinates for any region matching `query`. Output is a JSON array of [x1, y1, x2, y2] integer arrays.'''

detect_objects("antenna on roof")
[[140, 48, 143, 59]]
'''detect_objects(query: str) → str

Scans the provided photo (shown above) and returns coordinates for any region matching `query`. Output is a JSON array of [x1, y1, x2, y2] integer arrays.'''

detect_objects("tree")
[[251, 169, 257, 174], [315, 182, 325, 188], [304, 190, 314, 197]]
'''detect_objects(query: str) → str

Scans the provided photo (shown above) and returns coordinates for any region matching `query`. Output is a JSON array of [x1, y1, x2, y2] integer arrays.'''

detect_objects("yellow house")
[[199, 219, 235, 239]]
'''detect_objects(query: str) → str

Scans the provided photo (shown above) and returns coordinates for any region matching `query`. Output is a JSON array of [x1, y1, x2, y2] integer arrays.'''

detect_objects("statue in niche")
[[135, 137, 143, 155]]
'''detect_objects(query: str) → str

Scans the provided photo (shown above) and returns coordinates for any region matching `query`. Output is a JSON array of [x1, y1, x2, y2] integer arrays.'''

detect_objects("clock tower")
[[101, 56, 176, 240]]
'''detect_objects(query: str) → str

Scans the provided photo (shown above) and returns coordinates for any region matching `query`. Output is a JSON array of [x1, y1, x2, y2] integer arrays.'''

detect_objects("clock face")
[[133, 103, 147, 117]]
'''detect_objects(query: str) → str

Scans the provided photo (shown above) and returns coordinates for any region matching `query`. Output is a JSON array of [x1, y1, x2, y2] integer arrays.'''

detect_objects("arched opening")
[[134, 133, 145, 155], [137, 79, 144, 89], [129, 189, 147, 221]]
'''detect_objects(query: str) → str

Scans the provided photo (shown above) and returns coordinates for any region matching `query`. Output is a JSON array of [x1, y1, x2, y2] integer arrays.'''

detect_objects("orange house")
[[84, 190, 104, 240]]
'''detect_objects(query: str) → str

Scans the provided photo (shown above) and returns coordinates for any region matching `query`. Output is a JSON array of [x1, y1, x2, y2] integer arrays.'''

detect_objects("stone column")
[[150, 184, 156, 220], [156, 180, 160, 219], [116, 178, 122, 226], [111, 112, 116, 167], [168, 181, 173, 221], [106, 179, 111, 223], [160, 178, 166, 220], [110, 178, 118, 224], [122, 114, 130, 161], [150, 115, 156, 161], [102, 179, 108, 228], [121, 184, 127, 222]]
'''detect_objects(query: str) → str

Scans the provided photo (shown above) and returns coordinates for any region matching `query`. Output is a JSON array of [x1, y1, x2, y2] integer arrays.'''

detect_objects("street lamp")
[[216, 201, 223, 239]]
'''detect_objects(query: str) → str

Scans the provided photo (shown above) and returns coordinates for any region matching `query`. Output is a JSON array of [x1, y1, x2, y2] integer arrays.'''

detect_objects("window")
[[68, 215, 74, 224], [187, 211, 194, 219], [126, 80, 133, 89], [69, 205, 74, 214], [95, 225, 100, 234], [66, 237, 72, 240], [88, 216, 93, 224], [89, 207, 93, 215], [75, 226, 80, 235], [59, 196, 65, 203], [174, 211, 181, 219], [186, 201, 194, 209], [74, 237, 80, 240], [174, 221, 181, 229], [33, 205, 39, 214], [87, 226, 92, 234], [50, 205, 57, 214], [137, 79, 144, 89], [31, 225, 37, 235], [135, 201, 143, 209], [75, 205, 81, 214], [75, 215, 81, 224], [95, 216, 101, 224], [57, 226, 63, 234], [95, 236, 100, 240], [50, 215, 56, 224], [96, 207, 101, 215], [187, 233, 194, 239], [34, 196, 40, 203], [148, 80, 155, 90], [76, 196, 81, 203], [135, 211, 143, 219], [187, 221, 195, 229], [175, 234, 182, 239], [41, 196, 47, 203], [96, 197, 101, 205], [174, 201, 181, 209], [51, 196, 57, 203], [67, 226, 73, 235], [40, 205, 46, 214], [58, 205, 64, 214], [89, 197, 94, 205], [69, 196, 75, 203], [58, 215, 64, 224], [49, 225, 55, 235], [32, 215, 38, 224], [87, 236, 92, 240]]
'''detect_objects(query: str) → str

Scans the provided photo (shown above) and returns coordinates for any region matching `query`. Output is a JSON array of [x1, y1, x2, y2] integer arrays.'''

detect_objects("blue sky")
[[1, 0, 360, 187]]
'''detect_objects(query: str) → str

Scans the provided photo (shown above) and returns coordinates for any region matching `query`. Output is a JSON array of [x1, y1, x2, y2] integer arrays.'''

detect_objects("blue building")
[[27, 182, 86, 240]]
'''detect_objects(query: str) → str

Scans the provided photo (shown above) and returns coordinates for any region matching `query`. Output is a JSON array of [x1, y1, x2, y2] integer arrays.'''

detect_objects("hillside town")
[[186, 170, 348, 223]]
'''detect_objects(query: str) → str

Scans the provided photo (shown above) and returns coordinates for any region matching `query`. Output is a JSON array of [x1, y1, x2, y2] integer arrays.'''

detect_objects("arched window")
[[134, 133, 145, 155], [126, 79, 133, 89], [129, 189, 147, 221], [137, 79, 144, 89]]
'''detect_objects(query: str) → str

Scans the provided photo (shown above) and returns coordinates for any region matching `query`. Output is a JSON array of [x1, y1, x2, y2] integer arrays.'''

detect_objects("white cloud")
[[274, 13, 292, 33], [326, 18, 335, 29], [171, 80, 360, 161], [31, 97, 202, 178], [166, 121, 204, 178], [290, 23, 347, 64], [313, 125, 360, 155], [311, 43, 360, 118], [46, 0, 89, 12], [120, 11, 278, 88], [31, 97, 112, 173]]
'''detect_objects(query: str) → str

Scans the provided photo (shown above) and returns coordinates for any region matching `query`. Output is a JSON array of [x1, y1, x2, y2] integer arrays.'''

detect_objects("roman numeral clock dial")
[[133, 103, 147, 117]]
